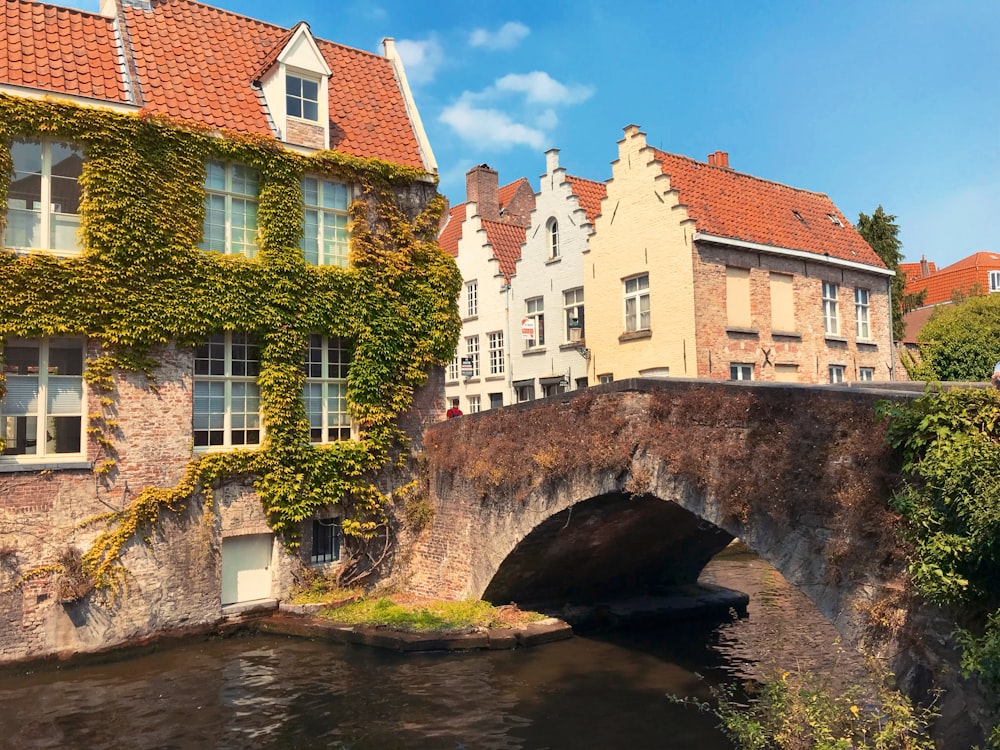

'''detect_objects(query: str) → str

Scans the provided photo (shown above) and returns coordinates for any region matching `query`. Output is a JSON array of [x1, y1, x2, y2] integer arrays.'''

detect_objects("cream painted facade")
[[509, 150, 594, 400], [585, 126, 699, 382]]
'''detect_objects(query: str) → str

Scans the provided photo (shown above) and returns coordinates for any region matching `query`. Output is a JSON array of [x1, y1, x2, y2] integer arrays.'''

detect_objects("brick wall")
[[286, 118, 325, 150]]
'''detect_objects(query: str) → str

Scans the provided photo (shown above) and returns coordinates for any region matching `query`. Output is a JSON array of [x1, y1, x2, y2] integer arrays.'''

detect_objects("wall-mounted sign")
[[460, 357, 474, 378], [520, 317, 535, 339]]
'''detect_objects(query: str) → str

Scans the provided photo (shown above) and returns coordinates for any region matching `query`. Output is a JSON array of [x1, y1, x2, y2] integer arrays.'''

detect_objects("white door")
[[221, 534, 273, 605]]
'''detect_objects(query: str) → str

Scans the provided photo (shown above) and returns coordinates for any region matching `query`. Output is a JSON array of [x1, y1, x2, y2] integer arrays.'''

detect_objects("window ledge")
[[0, 459, 91, 474], [825, 335, 848, 343], [194, 446, 262, 455], [771, 330, 802, 340], [856, 339, 878, 348], [726, 326, 759, 336], [545, 256, 562, 265], [619, 329, 652, 342], [462, 315, 478, 323], [523, 347, 547, 356], [560, 341, 586, 352], [485, 375, 505, 382]]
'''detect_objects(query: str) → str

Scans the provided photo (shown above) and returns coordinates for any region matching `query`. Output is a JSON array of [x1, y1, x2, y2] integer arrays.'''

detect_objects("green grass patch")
[[318, 597, 546, 632]]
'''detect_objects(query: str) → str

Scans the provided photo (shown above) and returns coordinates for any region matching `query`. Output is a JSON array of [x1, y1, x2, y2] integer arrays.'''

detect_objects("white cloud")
[[438, 70, 593, 152], [494, 72, 593, 105], [440, 98, 546, 150], [468, 22, 530, 51], [394, 37, 444, 85]]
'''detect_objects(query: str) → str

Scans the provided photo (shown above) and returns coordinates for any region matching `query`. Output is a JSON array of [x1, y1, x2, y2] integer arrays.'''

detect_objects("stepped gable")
[[1, 0, 128, 102], [653, 149, 884, 268], [438, 203, 467, 258], [566, 175, 606, 225]]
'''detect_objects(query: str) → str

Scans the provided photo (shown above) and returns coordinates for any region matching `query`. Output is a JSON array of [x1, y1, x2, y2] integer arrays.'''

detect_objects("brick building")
[[0, 0, 449, 663], [585, 126, 894, 385], [901, 251, 1000, 342]]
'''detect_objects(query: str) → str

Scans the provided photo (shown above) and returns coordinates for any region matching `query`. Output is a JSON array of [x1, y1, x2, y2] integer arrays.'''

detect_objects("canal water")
[[0, 549, 860, 749]]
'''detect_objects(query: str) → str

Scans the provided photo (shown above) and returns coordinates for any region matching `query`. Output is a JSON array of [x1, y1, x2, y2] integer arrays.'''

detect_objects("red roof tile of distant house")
[[566, 175, 606, 225], [652, 150, 885, 269], [904, 251, 1000, 306], [900, 260, 937, 282], [0, 0, 128, 102], [438, 203, 466, 258], [1, 0, 426, 169], [482, 219, 525, 281]]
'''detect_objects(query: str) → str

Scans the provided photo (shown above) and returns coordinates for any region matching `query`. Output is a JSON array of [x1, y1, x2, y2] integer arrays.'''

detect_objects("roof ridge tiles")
[[652, 148, 832, 200], [20, 0, 108, 21]]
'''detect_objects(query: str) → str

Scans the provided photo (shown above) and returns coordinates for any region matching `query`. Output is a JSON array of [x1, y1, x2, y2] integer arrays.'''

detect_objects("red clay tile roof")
[[438, 202, 466, 258], [566, 174, 605, 225], [2, 0, 426, 168], [498, 178, 530, 210], [904, 251, 1000, 306], [652, 150, 885, 269], [900, 260, 937, 282], [1, 0, 128, 102], [482, 219, 525, 281]]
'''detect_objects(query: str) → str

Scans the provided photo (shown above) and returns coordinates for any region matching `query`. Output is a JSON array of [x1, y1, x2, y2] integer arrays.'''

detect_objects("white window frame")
[[304, 334, 351, 443], [465, 335, 480, 377], [193, 333, 262, 450], [200, 160, 259, 258], [286, 73, 320, 122], [990, 271, 1000, 293], [730, 363, 754, 381], [859, 367, 875, 382], [447, 356, 459, 382], [624, 274, 650, 333], [5, 138, 84, 255], [488, 331, 504, 375], [855, 288, 871, 340], [822, 281, 840, 336], [468, 395, 481, 413], [525, 297, 545, 348], [548, 218, 559, 259], [1, 337, 86, 463], [466, 280, 478, 318], [829, 365, 846, 384], [564, 288, 584, 342], [301, 176, 349, 267]]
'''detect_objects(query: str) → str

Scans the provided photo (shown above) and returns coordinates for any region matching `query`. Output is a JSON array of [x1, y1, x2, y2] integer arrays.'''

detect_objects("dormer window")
[[287, 74, 319, 122]]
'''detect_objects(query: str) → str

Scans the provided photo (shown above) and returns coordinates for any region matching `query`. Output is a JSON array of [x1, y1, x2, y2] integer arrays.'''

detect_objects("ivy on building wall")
[[0, 94, 461, 591]]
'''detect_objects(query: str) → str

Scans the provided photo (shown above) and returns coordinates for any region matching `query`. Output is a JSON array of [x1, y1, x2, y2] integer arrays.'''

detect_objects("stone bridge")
[[404, 378, 984, 744]]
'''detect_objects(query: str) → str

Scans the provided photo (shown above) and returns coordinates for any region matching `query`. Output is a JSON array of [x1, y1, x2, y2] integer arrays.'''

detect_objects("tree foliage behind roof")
[[908, 295, 1000, 382]]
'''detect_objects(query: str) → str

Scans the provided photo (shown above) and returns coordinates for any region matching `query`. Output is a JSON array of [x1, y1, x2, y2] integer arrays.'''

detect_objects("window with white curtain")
[[199, 161, 259, 258], [5, 139, 84, 254]]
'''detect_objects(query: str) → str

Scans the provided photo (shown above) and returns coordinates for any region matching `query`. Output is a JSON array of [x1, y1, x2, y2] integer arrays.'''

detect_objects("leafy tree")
[[857, 206, 908, 341], [908, 295, 1000, 382]]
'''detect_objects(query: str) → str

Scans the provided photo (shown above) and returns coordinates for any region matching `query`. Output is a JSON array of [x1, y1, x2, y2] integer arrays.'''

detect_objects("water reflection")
[[0, 551, 857, 749]]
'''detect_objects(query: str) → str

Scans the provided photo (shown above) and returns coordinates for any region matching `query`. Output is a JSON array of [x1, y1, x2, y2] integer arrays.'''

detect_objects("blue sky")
[[57, 0, 1000, 267]]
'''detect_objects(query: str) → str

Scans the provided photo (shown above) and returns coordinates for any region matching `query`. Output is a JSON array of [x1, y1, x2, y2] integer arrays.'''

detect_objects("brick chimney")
[[708, 150, 729, 168], [466, 164, 500, 222], [920, 254, 929, 277]]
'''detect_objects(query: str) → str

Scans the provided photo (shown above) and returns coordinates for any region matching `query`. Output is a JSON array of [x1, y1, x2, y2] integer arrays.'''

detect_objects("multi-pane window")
[[468, 395, 481, 413], [301, 177, 349, 267], [598, 374, 614, 384], [525, 298, 545, 348], [548, 218, 559, 259], [990, 271, 1000, 293], [310, 518, 341, 564], [564, 288, 585, 342], [466, 280, 478, 317], [447, 356, 459, 382], [730, 363, 754, 381], [822, 281, 840, 335], [489, 393, 503, 409], [193, 333, 261, 449], [304, 335, 351, 443], [287, 74, 320, 122], [488, 331, 504, 375], [200, 161, 259, 258], [859, 367, 875, 381], [515, 383, 534, 402], [465, 336, 480, 377], [1, 338, 85, 458], [6, 139, 84, 253], [855, 288, 871, 340], [624, 274, 650, 332], [829, 365, 846, 384]]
